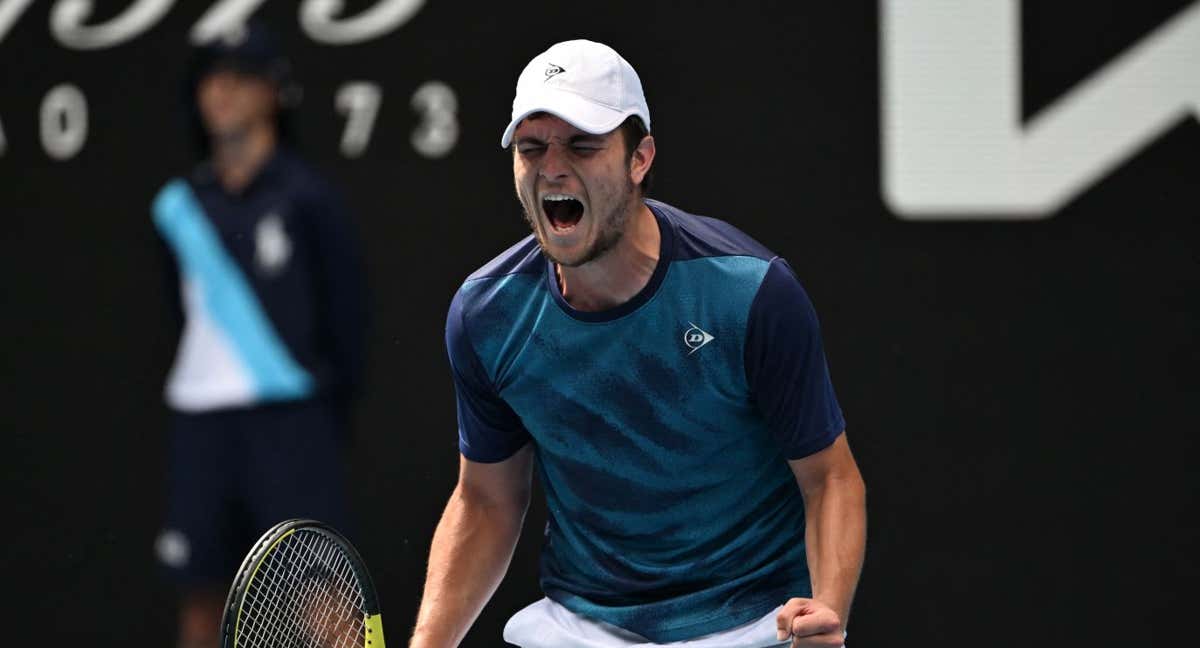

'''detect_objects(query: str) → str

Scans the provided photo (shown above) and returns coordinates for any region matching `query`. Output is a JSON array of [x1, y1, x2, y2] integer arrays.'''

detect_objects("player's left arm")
[[743, 257, 865, 645], [777, 432, 867, 645]]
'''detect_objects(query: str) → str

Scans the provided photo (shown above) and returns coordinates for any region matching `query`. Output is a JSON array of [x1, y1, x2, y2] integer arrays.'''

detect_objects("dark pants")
[[156, 397, 352, 588]]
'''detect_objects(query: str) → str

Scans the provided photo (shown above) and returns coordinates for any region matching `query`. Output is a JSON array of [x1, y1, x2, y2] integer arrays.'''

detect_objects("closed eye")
[[570, 144, 602, 155], [515, 143, 545, 158], [568, 135, 605, 153], [514, 136, 606, 157]]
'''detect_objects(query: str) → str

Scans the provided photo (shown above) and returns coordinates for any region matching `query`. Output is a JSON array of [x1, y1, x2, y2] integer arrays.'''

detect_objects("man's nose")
[[539, 143, 571, 182]]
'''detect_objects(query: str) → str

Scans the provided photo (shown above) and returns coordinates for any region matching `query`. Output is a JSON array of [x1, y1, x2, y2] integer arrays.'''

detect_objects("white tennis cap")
[[500, 39, 651, 148]]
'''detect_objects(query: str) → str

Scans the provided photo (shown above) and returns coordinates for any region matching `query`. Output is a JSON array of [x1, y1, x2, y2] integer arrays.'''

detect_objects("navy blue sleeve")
[[446, 288, 532, 462], [745, 258, 846, 459]]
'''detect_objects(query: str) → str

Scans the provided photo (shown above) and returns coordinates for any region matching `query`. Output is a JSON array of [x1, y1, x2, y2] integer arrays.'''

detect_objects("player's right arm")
[[409, 445, 533, 648], [415, 286, 535, 646]]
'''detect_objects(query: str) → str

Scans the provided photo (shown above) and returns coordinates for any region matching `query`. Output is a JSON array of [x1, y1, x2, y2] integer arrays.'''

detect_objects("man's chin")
[[538, 242, 589, 268], [541, 234, 623, 269], [531, 222, 586, 267], [528, 214, 619, 268]]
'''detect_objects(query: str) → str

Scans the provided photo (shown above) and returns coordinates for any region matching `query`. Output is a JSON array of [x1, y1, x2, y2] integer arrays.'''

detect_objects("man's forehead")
[[513, 113, 610, 140]]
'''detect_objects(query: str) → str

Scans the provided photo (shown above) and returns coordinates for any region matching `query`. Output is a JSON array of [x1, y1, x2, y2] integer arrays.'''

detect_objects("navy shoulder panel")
[[648, 199, 777, 262], [467, 235, 545, 282]]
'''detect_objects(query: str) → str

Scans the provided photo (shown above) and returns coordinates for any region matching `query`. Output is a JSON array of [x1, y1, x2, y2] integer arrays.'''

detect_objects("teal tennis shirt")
[[446, 199, 845, 642]]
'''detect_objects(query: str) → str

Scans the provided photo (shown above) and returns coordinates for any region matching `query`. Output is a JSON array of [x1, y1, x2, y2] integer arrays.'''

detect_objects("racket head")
[[219, 518, 384, 648]]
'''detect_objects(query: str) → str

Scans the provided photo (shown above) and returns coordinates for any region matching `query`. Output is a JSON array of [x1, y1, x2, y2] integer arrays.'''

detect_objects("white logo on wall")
[[881, 0, 1200, 220], [256, 213, 292, 275], [0, 0, 426, 49], [684, 323, 715, 355]]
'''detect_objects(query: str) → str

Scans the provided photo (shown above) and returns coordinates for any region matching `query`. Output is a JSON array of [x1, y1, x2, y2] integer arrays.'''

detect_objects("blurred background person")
[[149, 21, 368, 648]]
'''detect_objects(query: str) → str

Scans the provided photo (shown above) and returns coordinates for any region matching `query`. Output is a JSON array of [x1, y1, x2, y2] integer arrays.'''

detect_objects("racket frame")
[[218, 518, 384, 648]]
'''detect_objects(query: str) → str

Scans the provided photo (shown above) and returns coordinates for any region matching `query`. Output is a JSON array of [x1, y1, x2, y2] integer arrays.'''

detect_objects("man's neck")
[[557, 202, 661, 312], [211, 124, 276, 194]]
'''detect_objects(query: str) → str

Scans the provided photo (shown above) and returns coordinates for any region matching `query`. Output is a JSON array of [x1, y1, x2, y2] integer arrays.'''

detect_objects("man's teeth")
[[544, 194, 578, 202]]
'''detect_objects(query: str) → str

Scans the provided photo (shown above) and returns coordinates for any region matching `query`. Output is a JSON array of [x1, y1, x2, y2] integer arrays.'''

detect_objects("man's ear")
[[630, 135, 656, 185]]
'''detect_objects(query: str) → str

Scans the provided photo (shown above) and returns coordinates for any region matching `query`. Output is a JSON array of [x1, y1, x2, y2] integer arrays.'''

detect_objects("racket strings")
[[237, 530, 367, 647]]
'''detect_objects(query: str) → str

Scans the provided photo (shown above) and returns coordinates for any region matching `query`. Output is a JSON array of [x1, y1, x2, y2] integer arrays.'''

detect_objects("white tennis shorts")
[[503, 597, 794, 648]]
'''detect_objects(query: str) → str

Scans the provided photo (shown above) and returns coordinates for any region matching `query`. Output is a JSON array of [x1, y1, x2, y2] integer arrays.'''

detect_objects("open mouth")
[[542, 194, 584, 232]]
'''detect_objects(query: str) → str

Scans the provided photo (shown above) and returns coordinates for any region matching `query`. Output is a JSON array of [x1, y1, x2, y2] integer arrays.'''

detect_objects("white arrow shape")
[[881, 0, 1200, 219]]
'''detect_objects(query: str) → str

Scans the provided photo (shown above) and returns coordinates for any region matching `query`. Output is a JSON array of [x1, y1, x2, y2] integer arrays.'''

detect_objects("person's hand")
[[775, 597, 845, 647]]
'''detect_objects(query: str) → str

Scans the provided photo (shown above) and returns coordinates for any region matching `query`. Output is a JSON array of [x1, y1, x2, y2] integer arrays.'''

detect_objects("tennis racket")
[[219, 518, 386, 648]]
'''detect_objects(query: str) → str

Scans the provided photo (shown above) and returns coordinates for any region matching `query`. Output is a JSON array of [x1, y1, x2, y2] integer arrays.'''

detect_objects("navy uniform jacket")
[[153, 150, 366, 414]]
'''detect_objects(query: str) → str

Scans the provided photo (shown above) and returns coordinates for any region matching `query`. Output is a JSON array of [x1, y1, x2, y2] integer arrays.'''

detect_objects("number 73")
[[336, 80, 458, 160]]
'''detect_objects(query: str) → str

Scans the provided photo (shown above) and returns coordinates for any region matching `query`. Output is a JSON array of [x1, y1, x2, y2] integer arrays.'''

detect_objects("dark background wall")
[[2, 1, 1196, 645]]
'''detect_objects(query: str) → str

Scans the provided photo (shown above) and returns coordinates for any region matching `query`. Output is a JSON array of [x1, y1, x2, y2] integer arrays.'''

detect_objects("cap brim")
[[500, 89, 636, 148]]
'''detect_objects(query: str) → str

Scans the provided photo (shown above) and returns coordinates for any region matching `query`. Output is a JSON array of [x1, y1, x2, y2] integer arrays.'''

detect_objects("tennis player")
[[411, 39, 865, 648]]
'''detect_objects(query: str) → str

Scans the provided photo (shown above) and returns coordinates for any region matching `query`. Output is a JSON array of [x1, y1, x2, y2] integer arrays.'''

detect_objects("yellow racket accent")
[[364, 613, 385, 647]]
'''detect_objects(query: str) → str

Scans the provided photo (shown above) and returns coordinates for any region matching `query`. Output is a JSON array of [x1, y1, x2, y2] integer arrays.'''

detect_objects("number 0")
[[40, 83, 88, 160]]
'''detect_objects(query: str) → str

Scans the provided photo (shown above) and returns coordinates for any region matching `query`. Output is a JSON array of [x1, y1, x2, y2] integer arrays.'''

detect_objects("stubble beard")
[[522, 176, 638, 268]]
